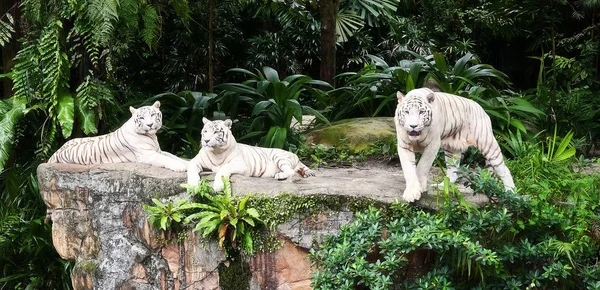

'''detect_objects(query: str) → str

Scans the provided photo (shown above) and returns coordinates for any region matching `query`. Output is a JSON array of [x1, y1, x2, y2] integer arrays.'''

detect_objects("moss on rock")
[[306, 117, 396, 151]]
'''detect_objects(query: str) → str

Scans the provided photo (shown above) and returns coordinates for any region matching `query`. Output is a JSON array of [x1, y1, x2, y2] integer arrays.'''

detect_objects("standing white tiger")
[[187, 118, 315, 192], [48, 101, 188, 172], [394, 88, 515, 202]]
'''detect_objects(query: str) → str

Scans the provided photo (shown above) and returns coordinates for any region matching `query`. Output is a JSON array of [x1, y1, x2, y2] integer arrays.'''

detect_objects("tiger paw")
[[301, 167, 315, 178], [168, 161, 188, 172], [212, 179, 225, 192], [403, 185, 422, 203], [274, 171, 293, 180]]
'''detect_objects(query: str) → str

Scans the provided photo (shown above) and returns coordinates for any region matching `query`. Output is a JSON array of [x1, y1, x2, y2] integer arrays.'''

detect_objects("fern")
[[141, 4, 160, 49], [0, 13, 15, 47], [75, 75, 114, 135], [11, 41, 42, 100], [87, 0, 120, 46], [0, 97, 26, 173]]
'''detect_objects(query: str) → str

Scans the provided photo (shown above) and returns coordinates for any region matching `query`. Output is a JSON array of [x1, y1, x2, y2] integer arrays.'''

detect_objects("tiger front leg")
[[186, 155, 205, 186], [213, 163, 247, 192], [398, 146, 421, 203], [139, 152, 187, 172], [415, 139, 441, 193], [274, 160, 297, 180]]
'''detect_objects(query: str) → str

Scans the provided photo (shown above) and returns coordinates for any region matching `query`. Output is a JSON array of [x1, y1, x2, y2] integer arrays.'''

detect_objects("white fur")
[[395, 88, 516, 202], [48, 101, 188, 172], [187, 118, 314, 192]]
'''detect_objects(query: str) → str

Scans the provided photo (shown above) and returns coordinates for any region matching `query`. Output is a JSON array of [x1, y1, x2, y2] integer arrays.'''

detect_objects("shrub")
[[310, 142, 600, 289]]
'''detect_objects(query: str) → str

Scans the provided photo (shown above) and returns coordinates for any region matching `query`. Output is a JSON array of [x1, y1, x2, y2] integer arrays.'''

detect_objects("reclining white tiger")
[[48, 101, 188, 172], [395, 88, 515, 203], [186, 118, 315, 192]]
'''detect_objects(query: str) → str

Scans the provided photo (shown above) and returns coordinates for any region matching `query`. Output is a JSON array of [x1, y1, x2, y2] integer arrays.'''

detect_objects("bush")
[[309, 142, 600, 289]]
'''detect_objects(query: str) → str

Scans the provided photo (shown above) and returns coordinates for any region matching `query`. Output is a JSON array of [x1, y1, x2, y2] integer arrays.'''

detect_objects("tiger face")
[[396, 89, 435, 140], [201, 118, 233, 149], [130, 101, 163, 135]]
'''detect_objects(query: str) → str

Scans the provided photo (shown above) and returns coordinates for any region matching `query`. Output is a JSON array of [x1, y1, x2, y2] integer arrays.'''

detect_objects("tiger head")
[[396, 88, 435, 140], [201, 118, 234, 150], [130, 101, 163, 135]]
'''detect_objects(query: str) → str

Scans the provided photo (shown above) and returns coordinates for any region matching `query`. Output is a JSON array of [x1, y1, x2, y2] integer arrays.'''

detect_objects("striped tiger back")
[[47, 102, 188, 172]]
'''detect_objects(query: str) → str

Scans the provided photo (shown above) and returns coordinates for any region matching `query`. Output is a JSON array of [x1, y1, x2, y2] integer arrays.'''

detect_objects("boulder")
[[305, 117, 396, 151], [38, 162, 488, 290]]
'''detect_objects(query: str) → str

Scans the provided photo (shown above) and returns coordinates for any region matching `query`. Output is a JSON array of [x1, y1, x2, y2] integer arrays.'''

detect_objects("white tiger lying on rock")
[[187, 118, 315, 192], [395, 88, 515, 203], [48, 101, 188, 172]]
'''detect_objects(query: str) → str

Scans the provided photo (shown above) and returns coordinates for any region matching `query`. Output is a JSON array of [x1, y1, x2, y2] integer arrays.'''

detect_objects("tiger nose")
[[146, 122, 154, 127], [410, 124, 417, 129]]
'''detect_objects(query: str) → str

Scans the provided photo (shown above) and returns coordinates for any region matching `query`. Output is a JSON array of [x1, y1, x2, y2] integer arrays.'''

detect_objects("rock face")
[[38, 162, 488, 290]]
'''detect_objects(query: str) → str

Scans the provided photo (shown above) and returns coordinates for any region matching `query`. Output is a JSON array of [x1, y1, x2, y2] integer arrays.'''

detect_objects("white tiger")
[[187, 118, 315, 192], [48, 101, 188, 172], [395, 88, 515, 202]]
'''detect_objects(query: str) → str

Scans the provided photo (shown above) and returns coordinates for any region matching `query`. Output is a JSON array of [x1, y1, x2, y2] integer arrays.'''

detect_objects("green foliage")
[[143, 198, 189, 232], [0, 12, 15, 47], [292, 141, 397, 168], [144, 178, 262, 255], [144, 90, 218, 157], [328, 54, 425, 120], [215, 67, 330, 148], [311, 141, 600, 289], [183, 177, 261, 254]]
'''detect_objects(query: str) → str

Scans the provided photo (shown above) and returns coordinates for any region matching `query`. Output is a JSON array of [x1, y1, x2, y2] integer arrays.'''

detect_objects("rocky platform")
[[38, 162, 488, 290]]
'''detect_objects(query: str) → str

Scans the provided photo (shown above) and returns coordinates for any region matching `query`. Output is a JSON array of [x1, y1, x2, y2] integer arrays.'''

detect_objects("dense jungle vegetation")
[[1, 0, 599, 288]]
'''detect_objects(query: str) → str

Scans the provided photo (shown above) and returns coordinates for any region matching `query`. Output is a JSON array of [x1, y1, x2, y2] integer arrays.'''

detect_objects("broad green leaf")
[[160, 216, 168, 231], [57, 93, 74, 138], [239, 194, 250, 211], [243, 217, 255, 227], [433, 52, 448, 73], [263, 67, 280, 82], [246, 208, 259, 219], [78, 106, 97, 135], [509, 119, 526, 133]]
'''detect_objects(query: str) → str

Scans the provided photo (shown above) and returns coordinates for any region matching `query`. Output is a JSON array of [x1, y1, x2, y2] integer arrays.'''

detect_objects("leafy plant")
[[216, 67, 330, 148], [183, 177, 261, 254], [143, 90, 218, 157], [143, 198, 189, 232]]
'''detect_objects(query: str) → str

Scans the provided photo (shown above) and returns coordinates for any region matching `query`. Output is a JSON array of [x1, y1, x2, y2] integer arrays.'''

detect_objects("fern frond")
[[12, 41, 43, 100], [140, 4, 160, 49], [0, 13, 15, 47], [75, 75, 113, 134], [0, 96, 27, 173], [87, 0, 119, 46], [38, 19, 70, 122], [21, 0, 42, 24]]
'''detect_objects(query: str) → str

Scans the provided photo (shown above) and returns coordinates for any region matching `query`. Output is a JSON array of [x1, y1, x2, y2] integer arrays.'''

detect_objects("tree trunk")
[[208, 0, 214, 93], [319, 0, 339, 86], [1, 0, 19, 99]]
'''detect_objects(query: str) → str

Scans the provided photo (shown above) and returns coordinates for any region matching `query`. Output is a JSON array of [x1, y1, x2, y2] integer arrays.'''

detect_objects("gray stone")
[[38, 162, 488, 290]]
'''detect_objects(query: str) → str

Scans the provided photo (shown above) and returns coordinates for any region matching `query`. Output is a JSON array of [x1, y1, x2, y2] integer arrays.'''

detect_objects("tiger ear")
[[224, 119, 233, 128], [202, 117, 211, 124], [129, 106, 136, 114], [427, 92, 435, 103], [152, 101, 161, 108], [396, 91, 404, 102]]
